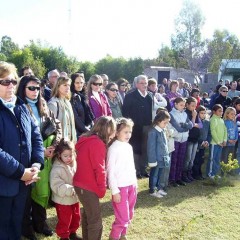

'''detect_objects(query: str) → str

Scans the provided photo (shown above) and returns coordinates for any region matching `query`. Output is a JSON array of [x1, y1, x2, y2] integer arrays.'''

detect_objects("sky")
[[0, 0, 240, 62]]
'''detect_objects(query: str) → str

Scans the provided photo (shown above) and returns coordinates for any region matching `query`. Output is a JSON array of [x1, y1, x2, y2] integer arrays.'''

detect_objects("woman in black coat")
[[70, 73, 95, 139]]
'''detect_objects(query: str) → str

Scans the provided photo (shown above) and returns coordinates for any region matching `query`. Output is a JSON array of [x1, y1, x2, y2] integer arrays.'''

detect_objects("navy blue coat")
[[0, 98, 44, 197]]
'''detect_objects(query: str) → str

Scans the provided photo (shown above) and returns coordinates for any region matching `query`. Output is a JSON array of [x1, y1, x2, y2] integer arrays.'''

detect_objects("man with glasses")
[[0, 61, 44, 239], [122, 75, 153, 179], [42, 69, 60, 102]]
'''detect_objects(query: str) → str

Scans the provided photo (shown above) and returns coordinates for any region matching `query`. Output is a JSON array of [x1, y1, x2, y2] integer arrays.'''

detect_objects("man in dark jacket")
[[0, 61, 44, 239], [122, 75, 153, 178]]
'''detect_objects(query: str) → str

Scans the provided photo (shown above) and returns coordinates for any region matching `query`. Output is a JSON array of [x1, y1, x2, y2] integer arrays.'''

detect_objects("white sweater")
[[107, 140, 137, 195]]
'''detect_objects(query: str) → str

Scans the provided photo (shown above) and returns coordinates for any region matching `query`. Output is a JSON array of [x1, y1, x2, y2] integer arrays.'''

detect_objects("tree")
[[9, 47, 47, 78], [0, 36, 19, 59], [171, 0, 205, 74], [78, 61, 96, 81], [207, 30, 240, 73], [95, 55, 127, 81]]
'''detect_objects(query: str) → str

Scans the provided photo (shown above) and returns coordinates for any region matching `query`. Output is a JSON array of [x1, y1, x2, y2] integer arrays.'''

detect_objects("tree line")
[[1, 0, 240, 82]]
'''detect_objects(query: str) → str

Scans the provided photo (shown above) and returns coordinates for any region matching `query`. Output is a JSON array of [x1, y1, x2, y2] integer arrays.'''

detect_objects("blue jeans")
[[207, 144, 223, 177], [149, 165, 169, 192], [184, 142, 198, 171], [236, 140, 240, 174]]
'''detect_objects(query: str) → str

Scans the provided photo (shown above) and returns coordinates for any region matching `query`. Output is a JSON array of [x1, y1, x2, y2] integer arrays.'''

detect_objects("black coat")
[[122, 89, 153, 154], [70, 92, 95, 138]]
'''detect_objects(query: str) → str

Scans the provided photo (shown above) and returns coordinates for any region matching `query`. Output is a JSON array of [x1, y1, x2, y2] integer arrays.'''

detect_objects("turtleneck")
[[26, 97, 41, 126], [0, 96, 17, 113]]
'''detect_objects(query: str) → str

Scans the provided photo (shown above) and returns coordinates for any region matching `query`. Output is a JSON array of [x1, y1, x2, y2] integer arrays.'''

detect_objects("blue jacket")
[[0, 98, 44, 197], [224, 119, 238, 146], [147, 126, 170, 168]]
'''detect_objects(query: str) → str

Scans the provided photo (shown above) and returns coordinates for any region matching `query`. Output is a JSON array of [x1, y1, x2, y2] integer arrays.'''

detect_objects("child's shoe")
[[150, 192, 163, 198], [69, 233, 83, 240], [157, 189, 167, 196], [120, 235, 128, 240]]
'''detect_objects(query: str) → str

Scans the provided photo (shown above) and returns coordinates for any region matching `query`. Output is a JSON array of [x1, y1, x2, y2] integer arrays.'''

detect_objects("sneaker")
[[176, 180, 187, 186], [150, 192, 163, 198], [157, 189, 167, 196]]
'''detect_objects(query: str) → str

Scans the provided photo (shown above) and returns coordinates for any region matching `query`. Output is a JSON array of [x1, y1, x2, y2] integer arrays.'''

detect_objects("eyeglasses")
[[26, 86, 40, 91], [222, 90, 228, 93], [109, 88, 118, 92], [0, 79, 18, 86], [92, 82, 102, 86], [120, 84, 127, 87]]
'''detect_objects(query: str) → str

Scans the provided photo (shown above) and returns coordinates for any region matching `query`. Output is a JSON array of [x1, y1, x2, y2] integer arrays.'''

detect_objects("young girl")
[[107, 118, 137, 240], [207, 104, 227, 178], [73, 116, 116, 240], [168, 97, 193, 186], [50, 139, 81, 240], [183, 97, 201, 183], [147, 110, 171, 198], [222, 107, 238, 163], [192, 106, 210, 180]]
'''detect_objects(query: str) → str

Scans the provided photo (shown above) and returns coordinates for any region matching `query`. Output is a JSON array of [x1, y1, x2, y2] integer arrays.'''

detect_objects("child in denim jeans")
[[147, 110, 171, 198]]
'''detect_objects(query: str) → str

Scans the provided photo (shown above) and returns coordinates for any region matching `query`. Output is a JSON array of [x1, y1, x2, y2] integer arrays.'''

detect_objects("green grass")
[[27, 175, 240, 240]]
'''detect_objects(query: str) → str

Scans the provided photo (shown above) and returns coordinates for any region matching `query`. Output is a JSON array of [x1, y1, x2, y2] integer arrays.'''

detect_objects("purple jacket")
[[89, 92, 112, 120]]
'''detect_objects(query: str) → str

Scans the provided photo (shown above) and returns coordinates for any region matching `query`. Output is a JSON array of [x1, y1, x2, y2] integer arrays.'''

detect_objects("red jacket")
[[73, 135, 107, 198]]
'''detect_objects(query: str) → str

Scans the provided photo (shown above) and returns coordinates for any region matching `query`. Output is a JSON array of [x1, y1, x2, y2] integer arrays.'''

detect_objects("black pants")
[[75, 187, 102, 240], [22, 187, 48, 235], [0, 182, 28, 240], [192, 148, 205, 177]]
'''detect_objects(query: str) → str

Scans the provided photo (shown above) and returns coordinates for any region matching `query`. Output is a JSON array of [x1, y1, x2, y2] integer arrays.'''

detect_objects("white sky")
[[0, 0, 240, 62]]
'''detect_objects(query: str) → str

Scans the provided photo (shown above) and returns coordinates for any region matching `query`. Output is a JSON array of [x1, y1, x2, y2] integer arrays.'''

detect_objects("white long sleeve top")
[[107, 140, 137, 195]]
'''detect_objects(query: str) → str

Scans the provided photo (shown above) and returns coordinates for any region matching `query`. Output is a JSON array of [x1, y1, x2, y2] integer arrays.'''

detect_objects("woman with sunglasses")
[[214, 85, 232, 113], [0, 62, 44, 239], [48, 76, 77, 143], [16, 75, 62, 239], [70, 73, 95, 139], [116, 78, 129, 104], [105, 82, 123, 119], [87, 74, 112, 120]]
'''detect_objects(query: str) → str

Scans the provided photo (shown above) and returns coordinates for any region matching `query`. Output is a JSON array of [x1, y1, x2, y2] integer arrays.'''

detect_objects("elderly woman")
[[105, 82, 123, 119], [48, 76, 77, 143], [70, 73, 94, 139], [0, 61, 44, 239], [87, 74, 112, 120], [16, 75, 62, 239]]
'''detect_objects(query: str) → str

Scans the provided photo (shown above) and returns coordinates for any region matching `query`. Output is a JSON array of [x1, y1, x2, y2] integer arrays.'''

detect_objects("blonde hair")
[[51, 76, 71, 100], [0, 61, 18, 79], [86, 74, 103, 99], [223, 107, 236, 120]]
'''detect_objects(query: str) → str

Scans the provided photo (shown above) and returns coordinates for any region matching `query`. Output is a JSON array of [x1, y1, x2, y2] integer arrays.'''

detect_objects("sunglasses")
[[120, 84, 127, 87], [92, 82, 102, 86], [26, 86, 40, 91], [222, 90, 228, 93], [109, 88, 118, 92], [0, 79, 18, 86]]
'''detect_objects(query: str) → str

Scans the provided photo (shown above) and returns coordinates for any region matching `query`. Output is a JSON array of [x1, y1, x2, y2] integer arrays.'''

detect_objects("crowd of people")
[[1, 60, 240, 240]]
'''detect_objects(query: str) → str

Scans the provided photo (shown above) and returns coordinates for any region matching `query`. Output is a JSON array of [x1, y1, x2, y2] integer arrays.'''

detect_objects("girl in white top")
[[107, 118, 137, 240]]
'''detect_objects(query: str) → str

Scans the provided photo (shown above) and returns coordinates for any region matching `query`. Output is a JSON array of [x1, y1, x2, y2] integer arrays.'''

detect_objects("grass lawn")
[[28, 175, 240, 240]]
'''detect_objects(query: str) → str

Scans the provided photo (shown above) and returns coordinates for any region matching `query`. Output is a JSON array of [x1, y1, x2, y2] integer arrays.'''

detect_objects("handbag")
[[41, 117, 57, 140]]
